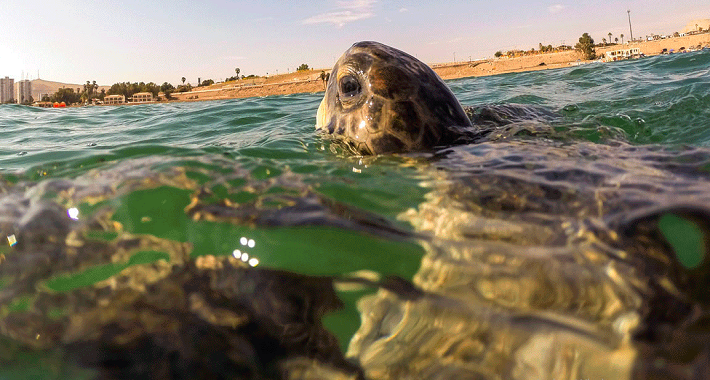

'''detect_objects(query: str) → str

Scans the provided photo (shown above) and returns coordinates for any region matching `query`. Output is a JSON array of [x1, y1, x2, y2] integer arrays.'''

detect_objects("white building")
[[0, 76, 14, 103], [104, 94, 125, 105], [15, 80, 32, 104], [131, 92, 153, 103], [604, 48, 642, 62]]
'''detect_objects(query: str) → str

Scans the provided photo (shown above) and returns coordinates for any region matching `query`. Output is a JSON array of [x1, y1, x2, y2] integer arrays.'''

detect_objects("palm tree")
[[602, 38, 607, 45], [615, 37, 619, 44], [621, 34, 624, 44], [235, 68, 240, 79], [320, 71, 327, 89], [181, 77, 186, 85], [608, 32, 612, 45]]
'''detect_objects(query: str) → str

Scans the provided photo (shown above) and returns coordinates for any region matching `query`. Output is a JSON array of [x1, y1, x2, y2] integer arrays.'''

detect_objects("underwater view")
[[1, 49, 710, 379]]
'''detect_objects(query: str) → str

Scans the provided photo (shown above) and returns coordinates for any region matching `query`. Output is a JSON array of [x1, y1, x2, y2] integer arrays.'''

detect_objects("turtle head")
[[316, 41, 473, 155]]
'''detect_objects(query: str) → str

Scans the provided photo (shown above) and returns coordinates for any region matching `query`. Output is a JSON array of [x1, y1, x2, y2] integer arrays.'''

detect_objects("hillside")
[[31, 79, 110, 101]]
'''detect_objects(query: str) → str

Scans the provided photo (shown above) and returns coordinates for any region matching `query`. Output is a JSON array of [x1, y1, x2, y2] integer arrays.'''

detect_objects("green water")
[[1, 50, 710, 378]]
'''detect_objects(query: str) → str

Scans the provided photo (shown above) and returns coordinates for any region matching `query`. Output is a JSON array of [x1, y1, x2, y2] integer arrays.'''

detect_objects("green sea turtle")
[[316, 41, 557, 155], [315, 41, 710, 379], [1, 41, 710, 380], [316, 41, 479, 155]]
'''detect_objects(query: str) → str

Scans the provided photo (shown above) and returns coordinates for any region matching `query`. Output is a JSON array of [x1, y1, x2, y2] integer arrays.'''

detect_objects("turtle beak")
[[316, 96, 327, 131]]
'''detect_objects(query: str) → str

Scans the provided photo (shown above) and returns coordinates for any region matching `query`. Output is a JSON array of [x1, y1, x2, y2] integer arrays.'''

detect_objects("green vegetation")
[[43, 77, 183, 105], [50, 88, 81, 105], [319, 71, 330, 89], [177, 84, 192, 93], [107, 82, 161, 98], [161, 82, 175, 99], [575, 32, 596, 60], [538, 43, 554, 53], [297, 63, 310, 72], [499, 44, 573, 58], [82, 80, 99, 102]]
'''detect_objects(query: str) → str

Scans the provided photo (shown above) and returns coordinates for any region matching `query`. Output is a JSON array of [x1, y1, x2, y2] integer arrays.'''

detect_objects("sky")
[[2, 0, 709, 86]]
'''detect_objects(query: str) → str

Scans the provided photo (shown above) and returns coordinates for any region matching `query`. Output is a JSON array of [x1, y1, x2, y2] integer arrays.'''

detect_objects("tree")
[[160, 82, 175, 100], [575, 33, 596, 60], [182, 77, 186, 85], [177, 84, 192, 93], [51, 87, 81, 105], [608, 32, 612, 45], [235, 68, 240, 79], [297, 64, 310, 72], [615, 37, 619, 44], [320, 71, 328, 89], [620, 34, 624, 44], [494, 51, 503, 58]]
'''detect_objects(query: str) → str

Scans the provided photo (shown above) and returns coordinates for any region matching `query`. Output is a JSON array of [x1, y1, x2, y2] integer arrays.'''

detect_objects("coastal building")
[[604, 48, 642, 62], [131, 92, 153, 103], [683, 19, 710, 34], [0, 76, 14, 103], [14, 80, 32, 104], [104, 94, 126, 105]]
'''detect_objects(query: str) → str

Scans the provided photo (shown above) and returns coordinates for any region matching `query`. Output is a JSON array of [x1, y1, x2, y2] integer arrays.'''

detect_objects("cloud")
[[337, 0, 375, 9], [303, 0, 376, 27], [302, 11, 374, 27], [548, 4, 565, 14], [399, 7, 408, 13]]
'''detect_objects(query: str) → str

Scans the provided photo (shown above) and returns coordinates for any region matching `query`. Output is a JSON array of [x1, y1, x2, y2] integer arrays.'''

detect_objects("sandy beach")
[[170, 33, 710, 102]]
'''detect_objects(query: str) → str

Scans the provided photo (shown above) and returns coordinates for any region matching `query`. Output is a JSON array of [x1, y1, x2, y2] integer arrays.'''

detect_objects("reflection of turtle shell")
[[345, 140, 710, 379], [317, 41, 479, 155], [0, 162, 362, 379]]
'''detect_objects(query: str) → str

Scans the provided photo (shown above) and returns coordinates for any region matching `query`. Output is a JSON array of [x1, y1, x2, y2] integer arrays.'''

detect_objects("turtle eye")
[[339, 75, 361, 98]]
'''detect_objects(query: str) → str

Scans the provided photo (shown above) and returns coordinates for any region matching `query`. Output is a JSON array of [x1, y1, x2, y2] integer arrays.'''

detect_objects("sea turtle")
[[1, 41, 709, 380], [316, 41, 710, 379], [316, 41, 558, 155]]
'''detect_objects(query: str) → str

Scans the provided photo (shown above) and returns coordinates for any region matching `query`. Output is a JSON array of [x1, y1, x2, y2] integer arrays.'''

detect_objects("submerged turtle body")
[[316, 42, 710, 379], [316, 41, 477, 154]]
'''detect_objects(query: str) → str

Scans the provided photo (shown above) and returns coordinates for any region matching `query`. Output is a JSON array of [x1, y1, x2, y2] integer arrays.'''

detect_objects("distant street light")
[[627, 10, 634, 42]]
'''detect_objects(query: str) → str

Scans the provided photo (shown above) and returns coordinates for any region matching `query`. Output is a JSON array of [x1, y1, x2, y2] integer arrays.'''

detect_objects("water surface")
[[1, 50, 709, 379]]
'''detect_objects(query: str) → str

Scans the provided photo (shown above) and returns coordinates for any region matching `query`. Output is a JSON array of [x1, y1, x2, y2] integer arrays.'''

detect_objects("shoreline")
[[106, 33, 710, 105]]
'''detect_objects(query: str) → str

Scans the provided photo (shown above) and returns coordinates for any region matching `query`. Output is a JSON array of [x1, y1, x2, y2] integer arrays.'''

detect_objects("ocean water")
[[0, 50, 709, 379]]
